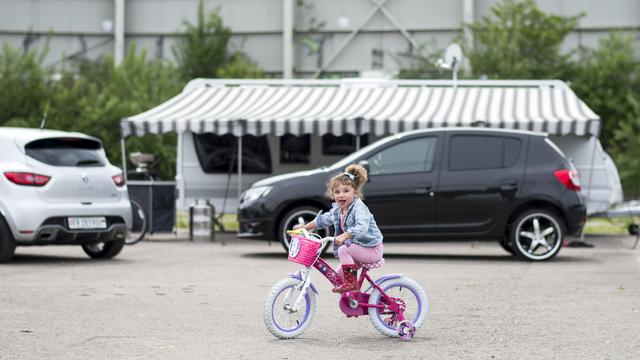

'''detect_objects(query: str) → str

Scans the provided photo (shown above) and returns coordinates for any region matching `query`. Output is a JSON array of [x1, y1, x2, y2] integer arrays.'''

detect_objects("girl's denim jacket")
[[314, 198, 383, 256]]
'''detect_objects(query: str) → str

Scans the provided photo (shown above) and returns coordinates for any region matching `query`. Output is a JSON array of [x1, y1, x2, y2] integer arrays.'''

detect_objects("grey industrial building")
[[1, 0, 639, 78]]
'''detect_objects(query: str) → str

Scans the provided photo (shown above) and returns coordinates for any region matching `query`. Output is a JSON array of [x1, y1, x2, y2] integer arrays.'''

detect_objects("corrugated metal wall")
[[0, 0, 638, 76]]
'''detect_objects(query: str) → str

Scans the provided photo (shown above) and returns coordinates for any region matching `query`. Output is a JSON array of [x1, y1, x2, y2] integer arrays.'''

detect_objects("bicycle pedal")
[[348, 298, 359, 308]]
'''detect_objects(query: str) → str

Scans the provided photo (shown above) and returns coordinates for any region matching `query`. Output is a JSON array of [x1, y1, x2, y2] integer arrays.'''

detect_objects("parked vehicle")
[[0, 128, 131, 262], [238, 128, 587, 261]]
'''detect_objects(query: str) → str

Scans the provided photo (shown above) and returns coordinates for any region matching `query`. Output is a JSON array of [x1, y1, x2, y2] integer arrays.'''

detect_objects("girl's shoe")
[[332, 264, 358, 293]]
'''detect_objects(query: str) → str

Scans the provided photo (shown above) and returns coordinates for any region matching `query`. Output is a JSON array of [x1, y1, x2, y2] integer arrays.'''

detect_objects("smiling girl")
[[294, 164, 383, 293]]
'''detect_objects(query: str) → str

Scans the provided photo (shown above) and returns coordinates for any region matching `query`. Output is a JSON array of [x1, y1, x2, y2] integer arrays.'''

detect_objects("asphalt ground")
[[1, 234, 639, 360]]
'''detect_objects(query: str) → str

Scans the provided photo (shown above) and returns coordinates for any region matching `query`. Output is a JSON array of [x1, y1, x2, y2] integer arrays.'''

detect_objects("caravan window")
[[194, 133, 272, 174], [322, 134, 369, 155], [280, 134, 310, 164]]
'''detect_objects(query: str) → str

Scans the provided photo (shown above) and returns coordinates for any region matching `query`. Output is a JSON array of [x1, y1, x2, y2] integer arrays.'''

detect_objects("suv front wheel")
[[277, 206, 330, 252], [509, 209, 565, 261]]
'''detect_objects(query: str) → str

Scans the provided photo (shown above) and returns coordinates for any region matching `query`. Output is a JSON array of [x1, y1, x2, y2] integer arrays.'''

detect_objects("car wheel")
[[277, 206, 330, 253], [509, 209, 565, 261], [0, 216, 16, 263], [82, 239, 126, 259]]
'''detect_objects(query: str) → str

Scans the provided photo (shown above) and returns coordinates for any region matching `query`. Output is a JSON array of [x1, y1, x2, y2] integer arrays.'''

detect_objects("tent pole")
[[355, 117, 362, 150], [237, 125, 243, 210], [176, 132, 186, 209], [120, 135, 127, 181]]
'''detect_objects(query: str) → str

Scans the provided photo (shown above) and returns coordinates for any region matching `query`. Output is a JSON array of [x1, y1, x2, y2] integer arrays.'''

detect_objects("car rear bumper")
[[5, 198, 132, 241], [18, 222, 128, 246], [565, 204, 587, 236]]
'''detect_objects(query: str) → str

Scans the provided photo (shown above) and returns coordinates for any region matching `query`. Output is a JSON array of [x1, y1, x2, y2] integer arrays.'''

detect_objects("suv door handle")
[[413, 184, 433, 195], [499, 181, 518, 191]]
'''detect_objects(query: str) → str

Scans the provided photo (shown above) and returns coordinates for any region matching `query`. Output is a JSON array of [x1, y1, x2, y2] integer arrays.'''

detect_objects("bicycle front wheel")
[[368, 276, 428, 338], [126, 199, 147, 245], [263, 277, 316, 339]]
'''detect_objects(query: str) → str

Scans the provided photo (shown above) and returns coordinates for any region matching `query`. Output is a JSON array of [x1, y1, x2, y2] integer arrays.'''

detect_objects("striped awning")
[[120, 79, 600, 137]]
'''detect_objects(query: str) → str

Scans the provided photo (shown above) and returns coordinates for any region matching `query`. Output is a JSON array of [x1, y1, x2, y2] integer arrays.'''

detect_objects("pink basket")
[[288, 235, 321, 267]]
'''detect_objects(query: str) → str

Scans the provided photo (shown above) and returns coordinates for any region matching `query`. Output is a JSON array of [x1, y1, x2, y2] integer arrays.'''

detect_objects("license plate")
[[68, 217, 107, 230]]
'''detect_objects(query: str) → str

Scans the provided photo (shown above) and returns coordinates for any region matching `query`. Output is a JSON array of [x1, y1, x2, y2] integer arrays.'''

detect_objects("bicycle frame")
[[287, 254, 405, 320]]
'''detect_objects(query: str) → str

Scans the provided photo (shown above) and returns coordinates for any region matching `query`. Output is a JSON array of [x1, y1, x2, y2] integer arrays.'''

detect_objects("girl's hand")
[[292, 224, 305, 230], [335, 232, 350, 246]]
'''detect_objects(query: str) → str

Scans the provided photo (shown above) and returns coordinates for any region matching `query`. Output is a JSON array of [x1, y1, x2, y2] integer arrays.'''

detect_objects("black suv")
[[237, 128, 586, 261]]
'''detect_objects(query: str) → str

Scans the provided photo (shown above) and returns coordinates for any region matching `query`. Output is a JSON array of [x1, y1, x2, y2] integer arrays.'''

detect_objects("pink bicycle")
[[263, 229, 428, 340]]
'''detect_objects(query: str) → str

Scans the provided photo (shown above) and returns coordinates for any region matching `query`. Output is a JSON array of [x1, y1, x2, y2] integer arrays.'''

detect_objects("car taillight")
[[554, 169, 581, 192], [3, 172, 51, 186], [112, 173, 125, 187]]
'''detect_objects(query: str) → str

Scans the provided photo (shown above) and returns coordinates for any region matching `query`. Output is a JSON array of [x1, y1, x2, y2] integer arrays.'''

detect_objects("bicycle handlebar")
[[287, 229, 334, 253]]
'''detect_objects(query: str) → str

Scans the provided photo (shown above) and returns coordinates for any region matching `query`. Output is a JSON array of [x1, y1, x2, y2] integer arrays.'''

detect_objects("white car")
[[0, 127, 131, 262]]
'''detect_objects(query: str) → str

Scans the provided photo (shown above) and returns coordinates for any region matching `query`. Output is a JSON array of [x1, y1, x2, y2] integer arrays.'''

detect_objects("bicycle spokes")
[[272, 285, 309, 331]]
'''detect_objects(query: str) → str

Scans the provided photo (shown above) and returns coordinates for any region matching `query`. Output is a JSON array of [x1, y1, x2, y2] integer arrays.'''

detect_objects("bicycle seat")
[[355, 258, 385, 270]]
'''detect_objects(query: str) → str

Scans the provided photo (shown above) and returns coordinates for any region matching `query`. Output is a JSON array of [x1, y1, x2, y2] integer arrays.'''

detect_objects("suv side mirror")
[[358, 160, 370, 181]]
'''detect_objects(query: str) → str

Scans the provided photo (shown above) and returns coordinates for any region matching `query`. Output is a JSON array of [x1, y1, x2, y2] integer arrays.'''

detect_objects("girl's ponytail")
[[345, 164, 368, 190]]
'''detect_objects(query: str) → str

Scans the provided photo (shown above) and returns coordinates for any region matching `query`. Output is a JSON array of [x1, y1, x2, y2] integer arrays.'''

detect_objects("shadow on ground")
[[5, 254, 132, 265]]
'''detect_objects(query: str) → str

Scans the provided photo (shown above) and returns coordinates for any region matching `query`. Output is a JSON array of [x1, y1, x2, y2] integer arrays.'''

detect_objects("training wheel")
[[397, 320, 416, 340]]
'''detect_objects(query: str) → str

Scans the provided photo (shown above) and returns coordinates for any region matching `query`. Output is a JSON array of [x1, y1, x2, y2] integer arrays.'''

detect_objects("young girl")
[[294, 164, 383, 293]]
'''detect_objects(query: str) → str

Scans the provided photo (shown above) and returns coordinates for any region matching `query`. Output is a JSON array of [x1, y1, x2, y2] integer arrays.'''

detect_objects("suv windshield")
[[25, 137, 106, 167]]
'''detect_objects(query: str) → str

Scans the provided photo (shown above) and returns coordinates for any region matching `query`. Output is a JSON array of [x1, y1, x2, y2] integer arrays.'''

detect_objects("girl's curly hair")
[[325, 164, 369, 199]]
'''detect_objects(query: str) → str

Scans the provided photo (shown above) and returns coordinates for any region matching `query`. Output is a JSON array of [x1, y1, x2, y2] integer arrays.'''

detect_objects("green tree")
[[394, 42, 451, 80], [63, 47, 183, 179], [0, 42, 50, 126], [462, 0, 582, 79], [571, 33, 640, 197], [571, 33, 640, 148], [172, 0, 263, 80]]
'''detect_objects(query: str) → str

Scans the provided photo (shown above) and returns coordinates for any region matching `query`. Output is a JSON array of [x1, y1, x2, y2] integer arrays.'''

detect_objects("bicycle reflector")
[[554, 169, 581, 192], [112, 173, 125, 187], [3, 172, 50, 186]]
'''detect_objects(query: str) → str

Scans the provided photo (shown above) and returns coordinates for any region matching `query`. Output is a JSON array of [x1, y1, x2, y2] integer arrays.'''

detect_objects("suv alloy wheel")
[[509, 209, 565, 261], [278, 206, 330, 251]]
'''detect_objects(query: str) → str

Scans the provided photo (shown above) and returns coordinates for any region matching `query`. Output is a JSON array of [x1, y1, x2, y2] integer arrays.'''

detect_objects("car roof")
[[396, 127, 547, 139], [0, 127, 100, 143]]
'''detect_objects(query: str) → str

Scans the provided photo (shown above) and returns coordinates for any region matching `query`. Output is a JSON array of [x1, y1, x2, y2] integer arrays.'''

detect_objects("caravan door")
[[362, 134, 441, 237]]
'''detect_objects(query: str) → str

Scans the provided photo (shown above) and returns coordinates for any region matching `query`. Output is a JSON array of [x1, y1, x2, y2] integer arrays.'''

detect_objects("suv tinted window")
[[503, 138, 521, 167], [367, 136, 437, 175], [449, 135, 521, 171], [25, 138, 105, 167]]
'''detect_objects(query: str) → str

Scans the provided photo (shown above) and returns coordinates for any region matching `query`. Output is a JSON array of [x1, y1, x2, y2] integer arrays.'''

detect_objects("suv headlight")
[[240, 186, 272, 208]]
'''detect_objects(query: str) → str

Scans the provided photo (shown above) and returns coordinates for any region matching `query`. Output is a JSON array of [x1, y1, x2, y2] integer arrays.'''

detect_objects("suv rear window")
[[449, 135, 521, 171], [25, 138, 106, 167]]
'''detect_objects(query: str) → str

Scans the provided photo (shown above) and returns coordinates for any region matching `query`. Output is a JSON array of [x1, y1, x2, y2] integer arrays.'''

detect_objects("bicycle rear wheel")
[[126, 199, 147, 245], [368, 276, 428, 338], [264, 277, 316, 339]]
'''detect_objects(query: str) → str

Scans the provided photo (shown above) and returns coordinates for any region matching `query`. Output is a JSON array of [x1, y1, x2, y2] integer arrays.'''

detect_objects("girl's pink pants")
[[336, 243, 383, 278]]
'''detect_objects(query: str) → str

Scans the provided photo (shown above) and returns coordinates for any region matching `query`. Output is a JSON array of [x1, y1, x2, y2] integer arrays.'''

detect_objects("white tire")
[[368, 276, 428, 337], [263, 277, 316, 339]]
